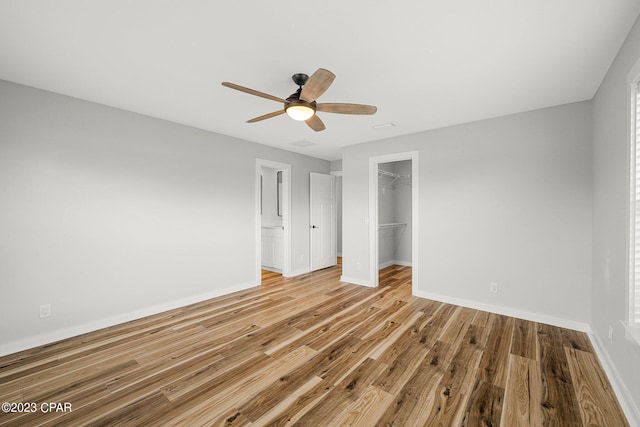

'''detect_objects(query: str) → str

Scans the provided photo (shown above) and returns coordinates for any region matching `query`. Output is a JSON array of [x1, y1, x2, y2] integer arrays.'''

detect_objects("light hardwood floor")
[[0, 264, 628, 426]]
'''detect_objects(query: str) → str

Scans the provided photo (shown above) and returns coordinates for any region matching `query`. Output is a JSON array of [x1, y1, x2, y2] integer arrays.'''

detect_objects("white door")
[[310, 172, 336, 271]]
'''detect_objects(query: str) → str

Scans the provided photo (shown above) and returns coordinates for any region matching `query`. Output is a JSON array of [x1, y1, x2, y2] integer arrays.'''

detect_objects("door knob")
[[311, 225, 319, 229]]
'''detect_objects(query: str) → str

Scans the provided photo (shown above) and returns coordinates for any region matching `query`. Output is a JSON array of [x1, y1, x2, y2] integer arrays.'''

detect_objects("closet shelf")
[[378, 223, 407, 229], [378, 169, 411, 189]]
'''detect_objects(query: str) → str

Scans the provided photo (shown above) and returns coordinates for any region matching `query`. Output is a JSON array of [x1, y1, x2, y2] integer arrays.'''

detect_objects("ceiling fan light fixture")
[[285, 104, 315, 121]]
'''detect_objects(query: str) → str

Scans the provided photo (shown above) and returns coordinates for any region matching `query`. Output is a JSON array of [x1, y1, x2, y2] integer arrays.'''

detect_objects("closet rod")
[[378, 223, 407, 229]]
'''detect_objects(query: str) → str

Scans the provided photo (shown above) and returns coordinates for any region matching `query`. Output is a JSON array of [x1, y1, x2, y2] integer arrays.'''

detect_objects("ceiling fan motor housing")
[[285, 88, 317, 118]]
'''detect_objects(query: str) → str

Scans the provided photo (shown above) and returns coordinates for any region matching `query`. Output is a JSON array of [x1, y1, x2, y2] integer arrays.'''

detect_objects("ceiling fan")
[[221, 68, 377, 132]]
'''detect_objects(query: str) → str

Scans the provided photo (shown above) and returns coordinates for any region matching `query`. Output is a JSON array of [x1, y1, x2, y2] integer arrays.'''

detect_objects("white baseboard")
[[412, 289, 591, 332], [378, 260, 412, 270], [286, 267, 311, 277], [261, 266, 282, 273], [340, 275, 374, 287], [0, 280, 258, 357], [588, 331, 640, 426]]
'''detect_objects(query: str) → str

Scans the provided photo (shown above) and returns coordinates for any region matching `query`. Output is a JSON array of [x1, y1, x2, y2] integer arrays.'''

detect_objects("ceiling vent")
[[373, 122, 396, 129], [289, 140, 316, 147]]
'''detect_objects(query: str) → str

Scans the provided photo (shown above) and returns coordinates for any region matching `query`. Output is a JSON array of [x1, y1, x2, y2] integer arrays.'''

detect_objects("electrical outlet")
[[40, 304, 51, 318], [608, 325, 613, 344], [490, 282, 498, 293]]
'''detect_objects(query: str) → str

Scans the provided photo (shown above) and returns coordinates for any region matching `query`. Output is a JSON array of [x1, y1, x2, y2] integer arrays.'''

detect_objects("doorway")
[[255, 159, 291, 284], [378, 160, 412, 270], [369, 152, 419, 290]]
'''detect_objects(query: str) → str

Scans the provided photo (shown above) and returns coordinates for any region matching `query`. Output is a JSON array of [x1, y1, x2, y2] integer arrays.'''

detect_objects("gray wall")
[[0, 80, 329, 354], [592, 14, 640, 420], [343, 101, 593, 324]]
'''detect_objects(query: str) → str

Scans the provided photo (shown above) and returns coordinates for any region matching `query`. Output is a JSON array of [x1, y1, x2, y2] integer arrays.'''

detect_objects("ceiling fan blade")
[[300, 68, 336, 102], [316, 103, 377, 115], [221, 82, 286, 103], [247, 109, 285, 123], [305, 114, 326, 132]]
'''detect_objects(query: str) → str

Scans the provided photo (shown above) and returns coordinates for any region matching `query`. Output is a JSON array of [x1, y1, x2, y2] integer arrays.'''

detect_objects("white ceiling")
[[1, 1, 639, 161]]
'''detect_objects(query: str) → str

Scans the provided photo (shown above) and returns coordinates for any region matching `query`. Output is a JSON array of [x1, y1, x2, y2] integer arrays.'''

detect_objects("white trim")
[[590, 328, 640, 426], [256, 159, 292, 281], [628, 58, 640, 325], [0, 280, 257, 357], [289, 267, 312, 277], [378, 260, 412, 270], [413, 289, 591, 332], [330, 170, 343, 177], [369, 151, 419, 289], [340, 275, 374, 287]]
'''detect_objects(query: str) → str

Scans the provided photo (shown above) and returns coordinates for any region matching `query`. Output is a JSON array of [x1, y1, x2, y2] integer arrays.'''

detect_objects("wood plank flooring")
[[0, 264, 628, 426]]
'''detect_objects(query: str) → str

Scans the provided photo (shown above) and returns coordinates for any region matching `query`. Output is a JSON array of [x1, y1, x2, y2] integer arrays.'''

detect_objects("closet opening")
[[368, 151, 418, 291], [378, 160, 412, 289]]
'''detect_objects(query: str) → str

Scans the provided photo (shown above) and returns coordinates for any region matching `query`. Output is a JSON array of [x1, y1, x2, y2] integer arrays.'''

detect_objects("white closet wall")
[[378, 160, 412, 269]]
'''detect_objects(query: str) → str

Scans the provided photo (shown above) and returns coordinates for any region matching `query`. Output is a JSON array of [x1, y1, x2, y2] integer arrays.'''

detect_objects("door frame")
[[368, 151, 419, 289], [255, 159, 291, 282]]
